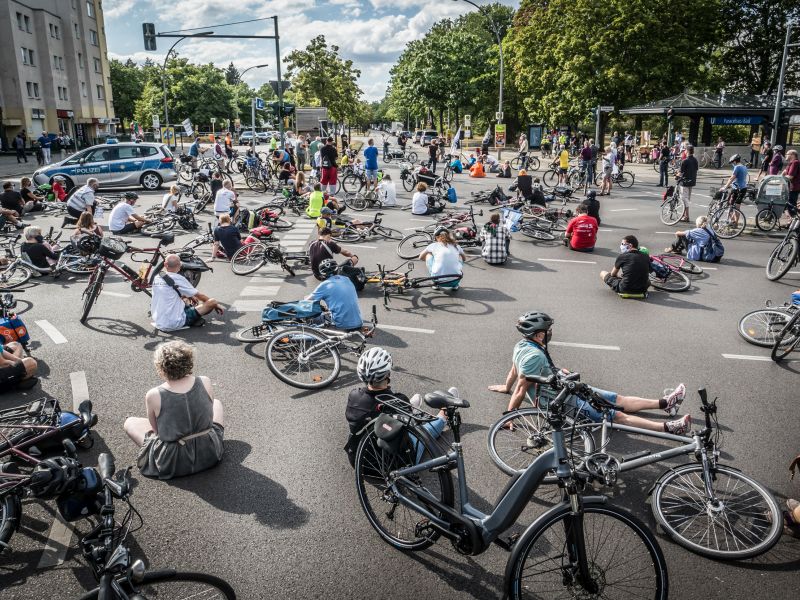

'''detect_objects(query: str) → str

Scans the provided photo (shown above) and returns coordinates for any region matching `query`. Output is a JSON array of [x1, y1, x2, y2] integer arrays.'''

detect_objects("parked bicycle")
[[766, 215, 799, 281]]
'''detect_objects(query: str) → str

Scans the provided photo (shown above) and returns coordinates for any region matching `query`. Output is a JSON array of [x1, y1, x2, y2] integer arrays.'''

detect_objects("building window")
[[54, 55, 65, 70], [57, 87, 69, 101], [21, 48, 35, 66], [26, 82, 33, 97], [93, 57, 101, 73], [78, 53, 84, 68], [32, 108, 45, 119], [49, 24, 60, 39], [96, 85, 104, 100], [34, 83, 40, 98], [81, 82, 87, 97], [16, 12, 23, 30], [24, 15, 31, 32], [87, 1, 96, 18], [89, 30, 98, 46], [74, 23, 80, 38]]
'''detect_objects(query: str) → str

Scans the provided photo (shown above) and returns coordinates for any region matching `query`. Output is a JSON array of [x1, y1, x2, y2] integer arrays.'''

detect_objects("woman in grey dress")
[[124, 341, 224, 479]]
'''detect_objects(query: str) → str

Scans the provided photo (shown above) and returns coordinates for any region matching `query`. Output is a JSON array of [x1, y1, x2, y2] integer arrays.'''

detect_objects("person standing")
[[319, 137, 338, 194], [308, 136, 321, 169], [658, 141, 671, 187], [14, 132, 27, 164], [769, 145, 785, 175], [37, 131, 52, 165], [224, 131, 233, 162], [714, 136, 725, 168], [297, 134, 308, 172], [580, 140, 594, 186], [757, 141, 773, 182], [678, 145, 699, 221], [600, 146, 614, 196], [428, 138, 438, 173], [362, 138, 379, 193], [782, 149, 800, 217], [188, 136, 201, 169], [749, 134, 761, 168]]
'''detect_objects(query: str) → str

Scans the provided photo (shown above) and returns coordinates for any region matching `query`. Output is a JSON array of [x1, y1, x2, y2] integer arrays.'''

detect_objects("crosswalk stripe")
[[239, 286, 281, 297]]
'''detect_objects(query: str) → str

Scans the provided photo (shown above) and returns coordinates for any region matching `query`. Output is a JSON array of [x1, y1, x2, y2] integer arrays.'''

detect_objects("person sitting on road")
[[294, 171, 312, 196], [65, 178, 99, 224], [344, 347, 447, 467], [51, 176, 67, 202], [513, 169, 534, 203], [162, 185, 181, 214], [411, 182, 442, 216], [418, 227, 465, 290], [469, 158, 486, 178], [212, 214, 242, 261], [151, 254, 222, 331], [666, 215, 723, 262], [305, 258, 363, 330], [488, 312, 691, 434], [583, 189, 601, 225], [484, 154, 500, 173], [497, 160, 512, 178], [0, 339, 38, 392], [306, 183, 325, 219], [0, 181, 26, 216], [600, 235, 650, 294], [124, 340, 224, 480], [564, 204, 598, 253], [278, 162, 294, 186], [0, 183, 25, 229], [108, 192, 149, 235], [214, 180, 237, 225], [21, 225, 59, 269], [309, 227, 359, 281], [71, 211, 103, 244], [449, 156, 464, 174], [377, 174, 397, 207], [480, 213, 510, 265], [20, 178, 43, 213]]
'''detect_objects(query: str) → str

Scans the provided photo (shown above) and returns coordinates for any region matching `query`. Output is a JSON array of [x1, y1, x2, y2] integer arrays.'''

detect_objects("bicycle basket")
[[98, 237, 126, 260], [179, 154, 192, 164]]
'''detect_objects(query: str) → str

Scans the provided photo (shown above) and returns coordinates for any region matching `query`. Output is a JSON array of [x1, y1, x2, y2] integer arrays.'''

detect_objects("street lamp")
[[771, 19, 798, 145], [162, 31, 213, 127], [237, 63, 269, 84], [453, 0, 504, 125], [237, 64, 269, 147]]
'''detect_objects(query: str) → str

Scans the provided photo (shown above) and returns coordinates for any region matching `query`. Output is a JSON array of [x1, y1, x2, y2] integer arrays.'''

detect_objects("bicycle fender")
[[648, 462, 740, 497]]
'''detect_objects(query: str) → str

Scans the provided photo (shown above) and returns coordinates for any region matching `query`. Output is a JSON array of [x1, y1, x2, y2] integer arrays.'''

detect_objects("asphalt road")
[[1, 140, 799, 599]]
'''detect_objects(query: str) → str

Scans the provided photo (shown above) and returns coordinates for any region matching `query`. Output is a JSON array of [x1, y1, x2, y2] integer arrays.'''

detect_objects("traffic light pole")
[[251, 99, 256, 151], [273, 16, 285, 148]]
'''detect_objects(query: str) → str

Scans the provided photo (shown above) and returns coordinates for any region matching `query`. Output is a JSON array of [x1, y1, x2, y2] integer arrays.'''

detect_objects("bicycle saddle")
[[424, 391, 470, 410], [152, 232, 175, 245]]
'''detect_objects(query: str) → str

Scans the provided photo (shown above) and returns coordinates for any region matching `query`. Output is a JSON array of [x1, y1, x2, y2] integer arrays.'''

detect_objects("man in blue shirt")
[[306, 258, 363, 331], [721, 154, 749, 227], [188, 136, 201, 168], [37, 131, 52, 165], [363, 138, 379, 193]]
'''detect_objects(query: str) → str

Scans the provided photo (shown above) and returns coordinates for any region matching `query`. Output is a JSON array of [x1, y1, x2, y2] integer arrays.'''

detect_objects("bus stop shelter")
[[620, 92, 800, 147]]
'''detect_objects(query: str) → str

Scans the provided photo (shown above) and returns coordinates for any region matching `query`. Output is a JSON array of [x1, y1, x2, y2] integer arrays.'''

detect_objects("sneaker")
[[447, 387, 459, 399], [409, 393, 423, 410], [432, 285, 440, 290], [665, 414, 691, 435], [663, 383, 686, 416]]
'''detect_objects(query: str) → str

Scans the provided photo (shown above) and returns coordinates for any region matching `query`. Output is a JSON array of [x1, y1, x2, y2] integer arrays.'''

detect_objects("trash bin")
[[755, 175, 790, 219]]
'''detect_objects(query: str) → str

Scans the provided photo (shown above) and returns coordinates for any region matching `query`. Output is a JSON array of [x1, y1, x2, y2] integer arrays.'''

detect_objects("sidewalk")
[[0, 152, 42, 181]]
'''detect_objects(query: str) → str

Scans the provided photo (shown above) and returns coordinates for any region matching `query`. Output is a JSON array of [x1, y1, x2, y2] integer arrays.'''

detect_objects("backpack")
[[702, 227, 724, 263], [339, 264, 367, 292]]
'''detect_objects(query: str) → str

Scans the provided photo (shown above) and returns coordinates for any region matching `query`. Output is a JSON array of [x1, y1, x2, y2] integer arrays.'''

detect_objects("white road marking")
[[35, 320, 67, 344], [537, 258, 597, 264], [342, 244, 378, 249], [281, 234, 313, 240], [37, 514, 74, 569], [609, 208, 638, 212], [599, 228, 615, 232], [378, 324, 435, 334], [696, 204, 708, 208], [550, 341, 621, 351], [239, 286, 281, 297], [410, 219, 431, 222], [232, 300, 271, 312], [100, 291, 130, 298], [721, 354, 775, 362], [69, 371, 89, 412], [789, 271, 800, 275], [703, 267, 718, 270], [655, 231, 677, 235], [696, 194, 712, 199], [403, 227, 421, 231]]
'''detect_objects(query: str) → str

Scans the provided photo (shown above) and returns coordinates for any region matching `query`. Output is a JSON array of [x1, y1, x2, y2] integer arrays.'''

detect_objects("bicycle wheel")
[[407, 152, 418, 162], [355, 427, 454, 551], [0, 493, 20, 552], [549, 215, 569, 232], [234, 324, 274, 343], [373, 226, 403, 241], [772, 309, 800, 361], [341, 173, 363, 194], [710, 206, 746, 238], [487, 408, 595, 476], [519, 225, 556, 241], [401, 175, 416, 192], [699, 154, 710, 169], [0, 264, 32, 290], [653, 161, 661, 172], [79, 569, 236, 600], [765, 237, 799, 281], [659, 197, 685, 225], [738, 308, 794, 347], [507, 502, 668, 600], [649, 268, 690, 292], [412, 273, 462, 288], [755, 208, 778, 232], [264, 216, 293, 231], [615, 171, 634, 188], [80, 268, 104, 323], [527, 156, 540, 171], [336, 228, 362, 243], [651, 463, 782, 560], [265, 327, 340, 389], [542, 170, 559, 188], [230, 243, 269, 275], [397, 232, 433, 260], [345, 192, 368, 211], [63, 255, 100, 276], [245, 176, 267, 193], [658, 253, 703, 275], [141, 219, 174, 235]]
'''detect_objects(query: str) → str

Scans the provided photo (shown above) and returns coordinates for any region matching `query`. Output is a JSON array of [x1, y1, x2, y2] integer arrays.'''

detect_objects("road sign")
[[269, 80, 292, 96], [181, 118, 193, 137], [152, 115, 160, 130], [600, 105, 615, 112], [210, 117, 216, 124], [464, 114, 471, 127], [495, 123, 506, 148], [495, 112, 504, 122], [160, 126, 175, 147], [142, 23, 157, 51], [255, 97, 265, 110]]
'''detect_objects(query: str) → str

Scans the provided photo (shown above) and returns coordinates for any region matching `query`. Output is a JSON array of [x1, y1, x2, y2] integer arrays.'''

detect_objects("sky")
[[103, 0, 518, 101]]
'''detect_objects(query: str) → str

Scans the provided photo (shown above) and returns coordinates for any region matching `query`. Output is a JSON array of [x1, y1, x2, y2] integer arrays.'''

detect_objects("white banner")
[[450, 127, 461, 155]]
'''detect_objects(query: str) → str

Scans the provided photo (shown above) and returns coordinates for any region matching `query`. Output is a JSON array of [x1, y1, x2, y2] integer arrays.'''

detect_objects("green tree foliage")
[[109, 59, 145, 122], [284, 35, 363, 123], [224, 62, 240, 86], [505, 0, 722, 125]]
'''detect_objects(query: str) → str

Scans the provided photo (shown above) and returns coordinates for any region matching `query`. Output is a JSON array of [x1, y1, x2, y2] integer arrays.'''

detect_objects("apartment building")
[[0, 0, 117, 149]]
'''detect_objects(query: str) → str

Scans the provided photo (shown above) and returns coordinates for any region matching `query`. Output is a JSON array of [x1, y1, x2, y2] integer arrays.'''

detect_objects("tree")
[[284, 35, 363, 123], [109, 58, 145, 122], [224, 62, 240, 86]]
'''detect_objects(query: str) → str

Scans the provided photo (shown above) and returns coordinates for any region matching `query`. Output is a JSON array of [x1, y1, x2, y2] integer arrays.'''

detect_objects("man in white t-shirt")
[[377, 174, 397, 207], [418, 227, 464, 290], [108, 192, 149, 234], [151, 254, 222, 330], [214, 179, 237, 223]]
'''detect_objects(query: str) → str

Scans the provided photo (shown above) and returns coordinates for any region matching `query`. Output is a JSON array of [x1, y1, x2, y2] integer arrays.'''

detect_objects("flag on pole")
[[450, 127, 461, 155]]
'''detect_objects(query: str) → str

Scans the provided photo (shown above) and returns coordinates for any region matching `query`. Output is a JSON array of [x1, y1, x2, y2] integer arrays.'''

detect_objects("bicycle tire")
[[245, 176, 267, 193], [0, 264, 32, 290], [0, 493, 20, 553], [755, 208, 778, 232], [345, 193, 368, 211], [507, 501, 668, 600], [140, 219, 173, 235], [649, 268, 690, 292], [397, 232, 433, 260], [77, 569, 236, 600], [765, 236, 799, 281], [738, 308, 794, 347], [550, 215, 569, 232], [659, 197, 685, 226], [80, 269, 104, 323], [265, 327, 341, 389], [355, 427, 454, 551], [264, 216, 293, 231], [542, 170, 559, 188], [373, 226, 403, 241], [231, 243, 269, 275], [407, 152, 418, 162], [651, 463, 782, 560], [519, 225, 556, 241], [411, 273, 462, 288], [442, 165, 453, 183], [341, 173, 364, 194], [234, 324, 275, 343], [336, 228, 362, 243], [710, 206, 746, 238], [527, 156, 540, 171], [653, 161, 661, 173], [772, 309, 800, 361], [510, 156, 523, 169], [63, 255, 99, 276], [658, 253, 703, 275], [616, 171, 635, 188]]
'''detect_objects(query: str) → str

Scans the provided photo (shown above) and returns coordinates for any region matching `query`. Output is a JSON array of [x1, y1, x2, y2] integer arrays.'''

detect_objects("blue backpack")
[[702, 227, 724, 263], [446, 187, 458, 204], [261, 300, 322, 323]]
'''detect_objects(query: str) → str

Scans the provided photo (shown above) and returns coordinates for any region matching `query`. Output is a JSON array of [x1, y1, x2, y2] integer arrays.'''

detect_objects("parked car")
[[256, 131, 271, 143], [413, 130, 423, 144], [32, 141, 176, 192], [421, 130, 438, 146], [239, 131, 256, 145]]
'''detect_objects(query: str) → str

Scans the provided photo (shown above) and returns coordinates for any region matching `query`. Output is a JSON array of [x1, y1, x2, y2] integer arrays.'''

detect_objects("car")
[[400, 131, 412, 141], [238, 131, 256, 145], [421, 129, 438, 146], [256, 131, 272, 143], [413, 130, 423, 144], [32, 141, 176, 192]]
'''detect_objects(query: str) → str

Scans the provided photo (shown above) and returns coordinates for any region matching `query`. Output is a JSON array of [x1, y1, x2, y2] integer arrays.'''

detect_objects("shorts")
[[603, 272, 623, 292], [365, 169, 378, 181], [559, 167, 568, 174], [183, 306, 202, 327], [67, 205, 85, 219], [111, 222, 137, 235], [321, 167, 338, 185], [0, 361, 27, 391], [567, 386, 617, 422]]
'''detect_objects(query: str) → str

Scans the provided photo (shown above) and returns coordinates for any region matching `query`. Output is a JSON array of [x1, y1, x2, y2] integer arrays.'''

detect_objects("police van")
[[32, 141, 177, 192]]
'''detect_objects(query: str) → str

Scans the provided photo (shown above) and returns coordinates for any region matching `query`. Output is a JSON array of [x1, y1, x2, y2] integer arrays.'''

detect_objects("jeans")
[[412, 417, 446, 463], [42, 147, 51, 164], [750, 150, 759, 167], [586, 162, 595, 186], [659, 161, 669, 186], [429, 157, 437, 173], [16, 148, 27, 163]]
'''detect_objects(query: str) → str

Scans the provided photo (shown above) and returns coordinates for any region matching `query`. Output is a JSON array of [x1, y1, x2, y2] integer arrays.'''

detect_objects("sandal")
[[783, 499, 800, 538]]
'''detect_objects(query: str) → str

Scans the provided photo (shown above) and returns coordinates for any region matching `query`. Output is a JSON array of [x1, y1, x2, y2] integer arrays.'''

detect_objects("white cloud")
[[103, 0, 138, 19]]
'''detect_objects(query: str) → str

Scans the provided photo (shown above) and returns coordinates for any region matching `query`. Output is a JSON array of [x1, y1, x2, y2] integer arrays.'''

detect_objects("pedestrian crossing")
[[231, 218, 317, 312]]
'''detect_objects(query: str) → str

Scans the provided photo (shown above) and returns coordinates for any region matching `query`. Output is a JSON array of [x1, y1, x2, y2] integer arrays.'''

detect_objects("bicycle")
[[739, 300, 799, 347], [264, 306, 378, 389], [648, 252, 703, 292], [140, 207, 199, 235], [765, 215, 799, 281], [354, 374, 668, 598], [396, 206, 483, 259], [709, 188, 747, 239], [230, 242, 307, 277], [659, 179, 686, 225], [698, 148, 727, 169], [487, 380, 782, 560], [594, 168, 635, 188], [333, 213, 403, 243], [364, 262, 463, 307], [755, 197, 793, 232], [771, 306, 800, 361], [510, 152, 541, 172]]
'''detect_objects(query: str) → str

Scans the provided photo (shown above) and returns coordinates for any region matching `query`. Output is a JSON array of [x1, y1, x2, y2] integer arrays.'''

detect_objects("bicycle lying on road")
[[332, 213, 403, 243], [738, 299, 799, 348], [353, 374, 668, 599], [648, 252, 703, 292], [771, 304, 800, 362], [766, 215, 799, 281], [364, 262, 463, 308]]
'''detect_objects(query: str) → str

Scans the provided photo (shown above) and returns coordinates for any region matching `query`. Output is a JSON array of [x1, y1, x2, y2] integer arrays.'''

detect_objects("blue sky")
[[103, 0, 517, 101]]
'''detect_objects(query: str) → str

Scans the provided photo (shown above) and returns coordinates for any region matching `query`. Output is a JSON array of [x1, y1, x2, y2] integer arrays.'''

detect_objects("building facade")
[[0, 0, 117, 150]]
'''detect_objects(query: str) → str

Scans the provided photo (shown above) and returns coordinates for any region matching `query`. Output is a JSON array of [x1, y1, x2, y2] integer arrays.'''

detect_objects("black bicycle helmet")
[[433, 226, 449, 237], [123, 191, 139, 201], [318, 258, 338, 280], [56, 467, 103, 522], [728, 154, 741, 164], [516, 311, 554, 337], [76, 234, 102, 254], [586, 190, 597, 199], [28, 456, 81, 499]]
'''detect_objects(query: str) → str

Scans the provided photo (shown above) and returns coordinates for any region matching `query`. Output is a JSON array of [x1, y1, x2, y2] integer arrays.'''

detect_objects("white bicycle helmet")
[[357, 347, 393, 384]]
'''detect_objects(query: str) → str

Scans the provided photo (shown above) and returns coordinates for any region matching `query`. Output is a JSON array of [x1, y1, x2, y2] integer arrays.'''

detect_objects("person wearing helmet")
[[582, 189, 601, 225], [488, 312, 691, 434], [108, 192, 149, 235], [720, 154, 749, 228], [418, 227, 464, 289], [305, 258, 363, 331], [344, 347, 447, 466], [769, 145, 785, 176], [308, 227, 358, 281]]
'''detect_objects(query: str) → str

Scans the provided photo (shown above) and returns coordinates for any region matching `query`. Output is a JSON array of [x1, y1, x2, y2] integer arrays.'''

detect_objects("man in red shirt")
[[564, 204, 598, 252]]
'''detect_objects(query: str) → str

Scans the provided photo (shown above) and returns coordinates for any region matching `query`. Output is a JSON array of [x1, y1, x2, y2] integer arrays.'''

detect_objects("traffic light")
[[142, 23, 157, 51], [667, 107, 674, 122], [268, 102, 295, 117]]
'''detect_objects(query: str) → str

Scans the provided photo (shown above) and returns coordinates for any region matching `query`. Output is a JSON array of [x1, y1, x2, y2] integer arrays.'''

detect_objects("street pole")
[[771, 20, 795, 146], [251, 99, 256, 151], [595, 105, 601, 147], [272, 16, 285, 149]]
